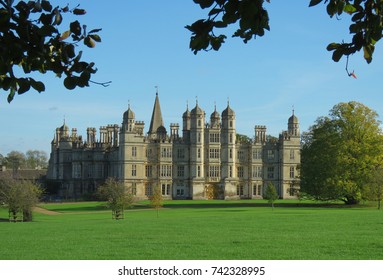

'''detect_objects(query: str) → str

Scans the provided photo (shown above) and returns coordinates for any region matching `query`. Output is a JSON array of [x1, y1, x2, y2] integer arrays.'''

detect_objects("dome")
[[288, 113, 298, 124], [191, 103, 204, 115], [210, 108, 220, 120], [222, 104, 235, 117], [182, 108, 191, 118], [59, 123, 69, 132], [123, 106, 135, 122]]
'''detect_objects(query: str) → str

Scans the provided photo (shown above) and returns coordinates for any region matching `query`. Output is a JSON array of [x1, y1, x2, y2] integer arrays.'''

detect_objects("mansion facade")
[[47, 94, 300, 200]]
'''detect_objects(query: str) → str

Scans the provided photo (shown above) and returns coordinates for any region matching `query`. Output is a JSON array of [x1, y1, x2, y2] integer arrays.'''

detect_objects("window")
[[290, 149, 295, 160], [197, 148, 201, 159], [267, 167, 274, 179], [73, 164, 81, 179], [160, 165, 172, 177], [230, 120, 233, 128], [209, 133, 220, 143], [209, 148, 220, 159], [162, 184, 171, 195], [176, 189, 184, 196], [229, 148, 233, 159], [267, 150, 275, 160], [131, 183, 137, 195], [131, 164, 136, 177], [198, 133, 201, 143], [229, 133, 233, 143], [209, 165, 220, 178], [198, 120, 201, 127], [177, 148, 185, 159], [146, 148, 152, 158], [290, 166, 295, 179], [252, 166, 262, 178], [132, 146, 137, 157], [177, 165, 185, 177], [252, 148, 262, 160], [197, 166, 201, 177], [145, 165, 152, 177], [237, 150, 245, 160], [236, 185, 244, 196], [237, 166, 244, 178], [161, 147, 172, 158], [253, 184, 262, 196], [229, 166, 233, 177], [145, 184, 152, 196]]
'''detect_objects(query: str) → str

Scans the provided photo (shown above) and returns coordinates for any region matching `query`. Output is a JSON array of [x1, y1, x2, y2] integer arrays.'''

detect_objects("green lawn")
[[0, 200, 382, 260]]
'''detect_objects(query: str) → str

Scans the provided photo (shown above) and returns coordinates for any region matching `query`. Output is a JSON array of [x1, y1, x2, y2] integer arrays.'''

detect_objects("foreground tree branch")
[[0, 0, 103, 103]]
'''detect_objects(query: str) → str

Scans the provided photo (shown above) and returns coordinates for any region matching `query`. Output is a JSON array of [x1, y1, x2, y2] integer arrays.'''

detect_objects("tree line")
[[0, 150, 48, 170]]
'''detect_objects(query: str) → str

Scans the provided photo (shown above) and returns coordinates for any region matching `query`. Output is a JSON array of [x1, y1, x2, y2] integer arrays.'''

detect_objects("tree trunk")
[[23, 209, 33, 222]]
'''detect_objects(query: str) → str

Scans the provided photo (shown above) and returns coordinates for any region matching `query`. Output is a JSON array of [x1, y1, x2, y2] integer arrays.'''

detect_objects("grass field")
[[0, 200, 382, 260]]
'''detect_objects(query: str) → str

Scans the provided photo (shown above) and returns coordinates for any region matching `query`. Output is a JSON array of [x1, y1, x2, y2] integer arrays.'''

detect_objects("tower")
[[182, 102, 191, 141], [122, 103, 135, 133], [221, 101, 237, 197], [148, 92, 165, 139], [280, 110, 301, 199], [288, 109, 300, 137], [190, 100, 206, 198]]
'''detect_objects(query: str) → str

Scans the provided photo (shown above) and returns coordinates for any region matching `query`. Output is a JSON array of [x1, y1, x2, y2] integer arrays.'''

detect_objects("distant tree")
[[96, 178, 134, 220], [0, 175, 43, 222], [5, 151, 26, 172], [366, 165, 383, 210], [0, 0, 106, 103], [236, 133, 252, 144], [25, 150, 48, 169], [187, 1, 383, 72], [150, 185, 163, 218], [264, 182, 278, 209], [301, 101, 383, 205]]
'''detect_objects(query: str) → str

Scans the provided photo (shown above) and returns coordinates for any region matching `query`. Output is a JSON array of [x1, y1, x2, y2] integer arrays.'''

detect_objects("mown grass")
[[0, 200, 382, 260]]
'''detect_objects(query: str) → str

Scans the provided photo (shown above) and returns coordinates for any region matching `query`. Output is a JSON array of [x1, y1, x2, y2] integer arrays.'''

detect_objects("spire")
[[148, 92, 164, 135]]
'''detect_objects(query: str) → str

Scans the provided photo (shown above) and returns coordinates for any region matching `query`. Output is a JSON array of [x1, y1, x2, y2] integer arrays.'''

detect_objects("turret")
[[122, 103, 135, 133], [288, 110, 300, 137], [210, 105, 221, 129], [182, 103, 191, 141]]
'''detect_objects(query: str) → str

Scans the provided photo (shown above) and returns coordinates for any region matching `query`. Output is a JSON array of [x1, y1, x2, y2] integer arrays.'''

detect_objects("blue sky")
[[1, 1, 383, 156]]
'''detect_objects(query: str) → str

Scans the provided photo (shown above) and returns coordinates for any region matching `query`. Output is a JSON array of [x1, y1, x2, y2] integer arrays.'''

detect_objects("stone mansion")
[[47, 94, 300, 200]]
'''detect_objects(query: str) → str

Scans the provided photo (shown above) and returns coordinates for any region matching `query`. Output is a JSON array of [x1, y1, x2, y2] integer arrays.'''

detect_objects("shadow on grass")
[[0, 218, 9, 222], [162, 201, 348, 210], [44, 205, 108, 213]]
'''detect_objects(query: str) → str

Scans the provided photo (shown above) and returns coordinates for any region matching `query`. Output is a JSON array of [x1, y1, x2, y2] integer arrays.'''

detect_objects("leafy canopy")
[[301, 101, 383, 204], [188, 0, 383, 65], [264, 182, 278, 208], [0, 0, 103, 103]]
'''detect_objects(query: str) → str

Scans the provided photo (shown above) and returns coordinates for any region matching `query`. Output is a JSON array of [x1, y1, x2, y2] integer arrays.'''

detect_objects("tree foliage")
[[301, 101, 383, 204], [2, 150, 48, 170], [188, 0, 383, 64], [365, 165, 383, 209], [0, 174, 43, 222], [263, 182, 278, 209], [0, 0, 103, 103], [97, 178, 134, 220], [25, 150, 48, 169], [186, 0, 270, 54], [310, 0, 383, 64], [150, 185, 163, 218]]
